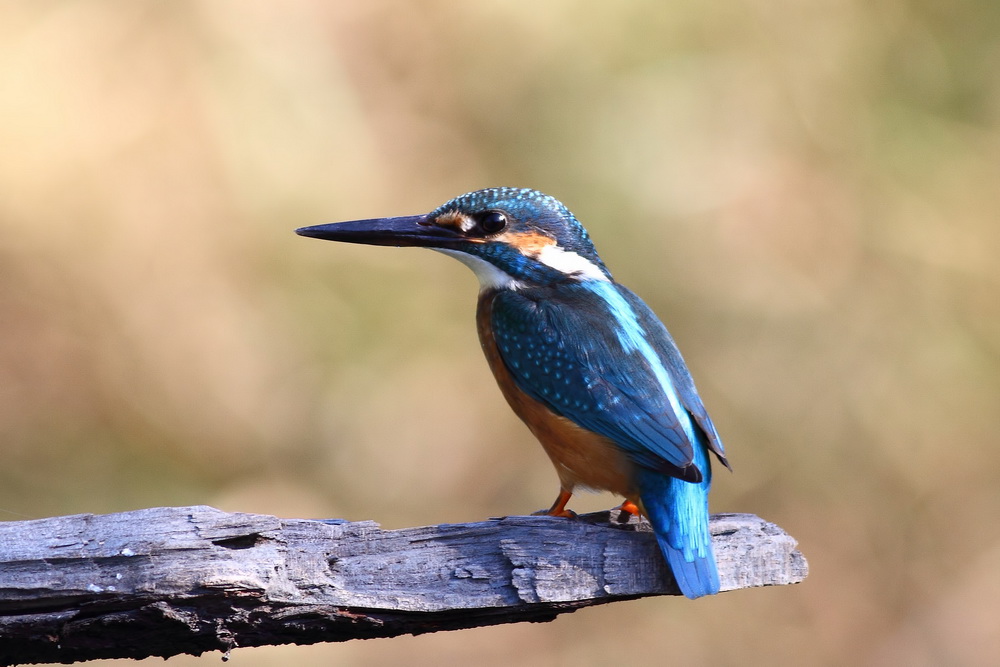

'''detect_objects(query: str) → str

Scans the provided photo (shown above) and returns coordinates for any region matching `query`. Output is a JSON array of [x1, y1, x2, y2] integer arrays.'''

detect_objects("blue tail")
[[637, 447, 719, 599]]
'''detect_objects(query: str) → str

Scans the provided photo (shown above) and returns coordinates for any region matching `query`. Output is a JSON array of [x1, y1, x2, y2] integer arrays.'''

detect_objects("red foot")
[[618, 500, 640, 515], [615, 499, 641, 524], [531, 489, 577, 518]]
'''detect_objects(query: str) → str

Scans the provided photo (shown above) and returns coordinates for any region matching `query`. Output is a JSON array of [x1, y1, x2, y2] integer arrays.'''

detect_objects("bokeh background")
[[2, 1, 998, 665]]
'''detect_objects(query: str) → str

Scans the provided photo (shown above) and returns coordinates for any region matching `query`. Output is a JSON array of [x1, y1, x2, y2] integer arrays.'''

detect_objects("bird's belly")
[[476, 295, 636, 497], [514, 394, 636, 496]]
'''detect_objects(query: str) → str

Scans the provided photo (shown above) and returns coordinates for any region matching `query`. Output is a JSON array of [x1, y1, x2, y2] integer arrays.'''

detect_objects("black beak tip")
[[295, 221, 362, 241], [295, 224, 327, 239]]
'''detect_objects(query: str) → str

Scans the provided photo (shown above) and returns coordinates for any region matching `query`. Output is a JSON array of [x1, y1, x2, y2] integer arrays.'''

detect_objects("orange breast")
[[476, 293, 636, 498]]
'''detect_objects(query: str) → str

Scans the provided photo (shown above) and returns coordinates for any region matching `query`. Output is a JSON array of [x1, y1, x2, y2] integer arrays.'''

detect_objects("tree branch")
[[0, 506, 807, 664]]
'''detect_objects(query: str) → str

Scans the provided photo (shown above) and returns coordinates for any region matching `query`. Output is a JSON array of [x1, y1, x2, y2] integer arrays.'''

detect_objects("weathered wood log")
[[0, 506, 807, 664]]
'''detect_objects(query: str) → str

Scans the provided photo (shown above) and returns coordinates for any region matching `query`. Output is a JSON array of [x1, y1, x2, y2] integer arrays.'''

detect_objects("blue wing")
[[490, 281, 727, 482], [623, 286, 729, 469]]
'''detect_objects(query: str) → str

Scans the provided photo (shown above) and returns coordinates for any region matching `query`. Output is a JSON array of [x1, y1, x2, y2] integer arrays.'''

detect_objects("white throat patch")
[[434, 249, 523, 291]]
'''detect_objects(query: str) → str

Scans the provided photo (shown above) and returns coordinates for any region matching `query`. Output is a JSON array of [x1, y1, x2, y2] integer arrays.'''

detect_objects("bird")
[[296, 187, 731, 598]]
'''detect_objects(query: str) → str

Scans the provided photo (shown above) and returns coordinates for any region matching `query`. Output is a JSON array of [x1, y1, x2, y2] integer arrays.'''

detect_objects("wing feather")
[[491, 283, 726, 481]]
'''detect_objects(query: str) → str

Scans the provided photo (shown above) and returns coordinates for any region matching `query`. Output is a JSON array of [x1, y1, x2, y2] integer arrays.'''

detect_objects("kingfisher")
[[296, 187, 731, 598]]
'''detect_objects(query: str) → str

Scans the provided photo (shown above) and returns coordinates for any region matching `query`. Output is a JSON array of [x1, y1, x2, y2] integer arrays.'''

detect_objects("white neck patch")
[[533, 243, 610, 282], [434, 249, 523, 291]]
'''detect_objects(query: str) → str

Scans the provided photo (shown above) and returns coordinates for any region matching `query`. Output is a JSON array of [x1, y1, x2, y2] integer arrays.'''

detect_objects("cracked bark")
[[0, 506, 807, 664]]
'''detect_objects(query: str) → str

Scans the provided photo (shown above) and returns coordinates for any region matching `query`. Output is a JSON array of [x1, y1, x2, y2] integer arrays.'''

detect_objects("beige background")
[[2, 2, 998, 665]]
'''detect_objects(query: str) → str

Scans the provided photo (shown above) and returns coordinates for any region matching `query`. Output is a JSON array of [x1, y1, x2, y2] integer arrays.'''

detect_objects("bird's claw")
[[531, 507, 578, 519]]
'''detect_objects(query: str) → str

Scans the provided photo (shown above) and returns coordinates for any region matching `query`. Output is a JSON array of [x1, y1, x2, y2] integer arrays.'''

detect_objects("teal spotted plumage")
[[297, 188, 731, 598]]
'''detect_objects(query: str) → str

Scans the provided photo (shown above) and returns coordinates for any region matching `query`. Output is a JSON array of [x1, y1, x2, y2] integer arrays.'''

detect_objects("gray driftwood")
[[0, 506, 807, 664]]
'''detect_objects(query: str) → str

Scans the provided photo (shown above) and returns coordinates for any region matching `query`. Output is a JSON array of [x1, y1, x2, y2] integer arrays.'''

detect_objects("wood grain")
[[0, 506, 807, 664]]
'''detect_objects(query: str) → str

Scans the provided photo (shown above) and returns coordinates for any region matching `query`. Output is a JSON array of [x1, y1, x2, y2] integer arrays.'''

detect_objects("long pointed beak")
[[295, 215, 463, 248]]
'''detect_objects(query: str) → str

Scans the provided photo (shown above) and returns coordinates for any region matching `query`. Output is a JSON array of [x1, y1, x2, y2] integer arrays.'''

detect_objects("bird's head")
[[296, 188, 611, 290]]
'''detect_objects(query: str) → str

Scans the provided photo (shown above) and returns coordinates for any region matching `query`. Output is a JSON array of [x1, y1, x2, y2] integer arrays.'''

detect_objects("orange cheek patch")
[[499, 231, 555, 255]]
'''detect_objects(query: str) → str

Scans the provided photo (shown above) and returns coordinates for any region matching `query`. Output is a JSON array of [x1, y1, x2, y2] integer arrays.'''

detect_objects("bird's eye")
[[479, 210, 508, 235]]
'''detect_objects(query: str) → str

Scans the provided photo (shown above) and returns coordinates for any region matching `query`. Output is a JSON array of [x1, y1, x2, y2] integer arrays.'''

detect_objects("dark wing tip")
[[676, 463, 703, 484]]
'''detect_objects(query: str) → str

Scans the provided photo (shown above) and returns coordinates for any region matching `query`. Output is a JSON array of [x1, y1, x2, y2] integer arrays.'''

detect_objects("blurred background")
[[2, 1, 998, 665]]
